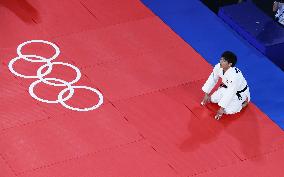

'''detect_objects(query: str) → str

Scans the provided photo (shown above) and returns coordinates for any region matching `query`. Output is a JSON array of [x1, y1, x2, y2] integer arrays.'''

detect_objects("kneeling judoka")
[[201, 51, 250, 120]]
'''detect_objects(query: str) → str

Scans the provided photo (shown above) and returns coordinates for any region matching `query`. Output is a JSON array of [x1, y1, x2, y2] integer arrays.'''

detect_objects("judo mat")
[[0, 0, 283, 177], [142, 0, 284, 129]]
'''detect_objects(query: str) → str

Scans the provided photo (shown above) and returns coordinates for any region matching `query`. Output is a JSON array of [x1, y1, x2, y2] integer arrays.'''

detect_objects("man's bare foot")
[[242, 100, 248, 108], [215, 107, 225, 120]]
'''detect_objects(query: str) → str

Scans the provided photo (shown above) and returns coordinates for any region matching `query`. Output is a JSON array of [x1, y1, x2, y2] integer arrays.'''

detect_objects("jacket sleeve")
[[202, 64, 220, 94], [218, 74, 240, 108]]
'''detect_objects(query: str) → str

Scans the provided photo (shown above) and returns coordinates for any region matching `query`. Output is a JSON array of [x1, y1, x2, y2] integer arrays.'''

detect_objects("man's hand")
[[201, 93, 210, 106], [215, 107, 225, 120], [273, 1, 279, 12]]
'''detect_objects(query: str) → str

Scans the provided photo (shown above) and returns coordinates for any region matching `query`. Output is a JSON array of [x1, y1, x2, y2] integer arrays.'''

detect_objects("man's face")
[[220, 57, 232, 70]]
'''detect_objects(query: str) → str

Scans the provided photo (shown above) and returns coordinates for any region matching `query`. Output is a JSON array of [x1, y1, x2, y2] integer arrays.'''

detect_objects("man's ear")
[[229, 63, 232, 67]]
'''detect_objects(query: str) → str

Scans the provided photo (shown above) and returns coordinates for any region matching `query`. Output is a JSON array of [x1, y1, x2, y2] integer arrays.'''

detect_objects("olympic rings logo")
[[8, 40, 103, 112]]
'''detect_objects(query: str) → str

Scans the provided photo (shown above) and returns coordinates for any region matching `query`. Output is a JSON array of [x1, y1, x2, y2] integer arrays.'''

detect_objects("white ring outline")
[[8, 55, 53, 79], [17, 40, 60, 62], [9, 40, 104, 111], [37, 62, 81, 87], [29, 78, 75, 104], [58, 86, 104, 112]]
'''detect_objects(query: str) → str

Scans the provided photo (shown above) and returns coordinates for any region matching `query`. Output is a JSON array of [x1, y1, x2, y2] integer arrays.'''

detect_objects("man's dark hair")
[[221, 51, 237, 67]]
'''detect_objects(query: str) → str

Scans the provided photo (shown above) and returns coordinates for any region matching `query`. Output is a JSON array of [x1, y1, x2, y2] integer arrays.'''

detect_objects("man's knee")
[[210, 93, 220, 103], [224, 104, 242, 114], [210, 88, 225, 103]]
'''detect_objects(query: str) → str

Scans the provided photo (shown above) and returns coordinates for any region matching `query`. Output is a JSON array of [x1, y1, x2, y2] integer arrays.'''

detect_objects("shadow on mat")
[[179, 103, 261, 161], [0, 0, 40, 24]]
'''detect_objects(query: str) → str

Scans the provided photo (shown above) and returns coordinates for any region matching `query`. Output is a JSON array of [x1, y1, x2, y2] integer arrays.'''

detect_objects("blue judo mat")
[[142, 0, 284, 129]]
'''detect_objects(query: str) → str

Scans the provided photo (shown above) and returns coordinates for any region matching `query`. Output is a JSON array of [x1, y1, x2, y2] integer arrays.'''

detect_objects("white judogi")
[[202, 64, 250, 114], [275, 3, 284, 25]]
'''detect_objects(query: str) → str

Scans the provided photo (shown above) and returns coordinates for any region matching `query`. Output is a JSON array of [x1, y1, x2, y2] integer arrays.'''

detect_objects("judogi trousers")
[[211, 87, 250, 114]]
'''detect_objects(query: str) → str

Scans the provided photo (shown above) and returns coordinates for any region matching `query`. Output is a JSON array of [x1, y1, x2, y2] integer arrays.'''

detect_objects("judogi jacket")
[[202, 63, 249, 109]]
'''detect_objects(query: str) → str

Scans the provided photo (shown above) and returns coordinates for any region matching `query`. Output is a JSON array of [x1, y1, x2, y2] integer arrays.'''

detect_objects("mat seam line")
[[14, 137, 145, 176]]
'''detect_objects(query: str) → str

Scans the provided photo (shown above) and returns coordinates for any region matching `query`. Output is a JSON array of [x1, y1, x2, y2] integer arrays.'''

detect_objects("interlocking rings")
[[8, 40, 103, 112]]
